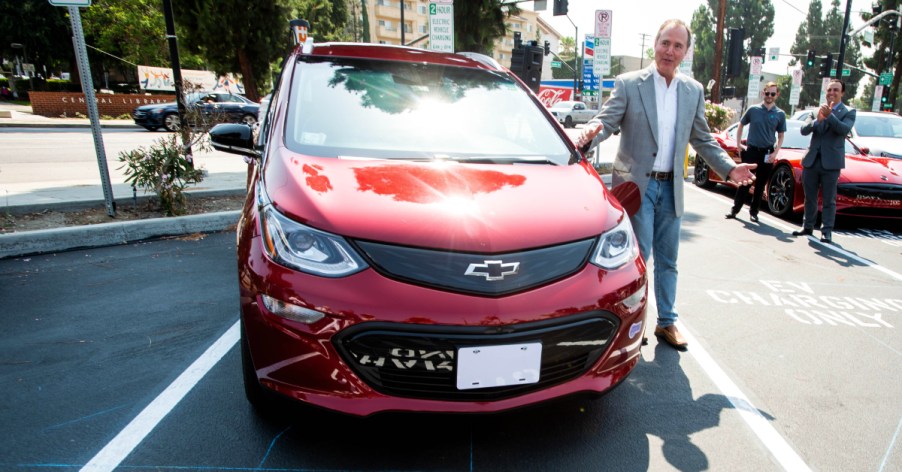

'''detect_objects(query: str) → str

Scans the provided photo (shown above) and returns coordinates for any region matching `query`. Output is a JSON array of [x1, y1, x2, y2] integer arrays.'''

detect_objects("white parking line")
[[676, 319, 812, 471], [688, 185, 902, 282], [80, 320, 240, 472]]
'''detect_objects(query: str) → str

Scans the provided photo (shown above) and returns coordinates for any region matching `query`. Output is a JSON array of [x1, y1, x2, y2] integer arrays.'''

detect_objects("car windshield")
[[284, 56, 572, 164], [854, 114, 902, 138]]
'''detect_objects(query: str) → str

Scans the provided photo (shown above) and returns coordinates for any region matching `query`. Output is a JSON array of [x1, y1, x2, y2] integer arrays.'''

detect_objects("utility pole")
[[835, 0, 853, 82], [712, 0, 726, 103], [400, 0, 405, 45], [638, 33, 650, 69], [162, 0, 193, 165]]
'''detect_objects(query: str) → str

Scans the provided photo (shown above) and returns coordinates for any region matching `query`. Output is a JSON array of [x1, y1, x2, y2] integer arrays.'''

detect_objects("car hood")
[[842, 154, 902, 184], [853, 136, 902, 157], [262, 150, 619, 253]]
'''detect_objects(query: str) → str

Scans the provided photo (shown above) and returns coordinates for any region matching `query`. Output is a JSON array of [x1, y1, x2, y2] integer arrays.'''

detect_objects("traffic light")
[[806, 50, 816, 68], [882, 87, 893, 110], [888, 15, 898, 31], [513, 31, 522, 50], [726, 28, 744, 78], [544, 40, 550, 56], [553, 0, 568, 16], [756, 47, 766, 62], [819, 53, 834, 78]]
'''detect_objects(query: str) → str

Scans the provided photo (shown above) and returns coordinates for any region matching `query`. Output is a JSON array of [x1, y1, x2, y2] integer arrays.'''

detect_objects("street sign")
[[428, 1, 454, 53], [789, 69, 802, 107], [873, 85, 883, 112], [768, 47, 779, 62], [829, 69, 852, 77], [595, 10, 612, 38], [880, 72, 893, 86], [551, 61, 561, 68], [49, 0, 91, 5]]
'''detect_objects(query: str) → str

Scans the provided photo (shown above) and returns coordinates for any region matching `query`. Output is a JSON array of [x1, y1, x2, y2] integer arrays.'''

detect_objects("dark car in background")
[[695, 120, 902, 219], [208, 39, 648, 417], [132, 91, 259, 132]]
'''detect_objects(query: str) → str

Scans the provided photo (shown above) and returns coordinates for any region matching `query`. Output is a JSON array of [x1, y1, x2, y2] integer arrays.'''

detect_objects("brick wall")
[[30, 92, 176, 118]]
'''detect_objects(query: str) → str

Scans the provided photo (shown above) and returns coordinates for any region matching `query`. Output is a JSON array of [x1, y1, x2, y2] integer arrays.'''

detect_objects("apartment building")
[[364, 0, 563, 81]]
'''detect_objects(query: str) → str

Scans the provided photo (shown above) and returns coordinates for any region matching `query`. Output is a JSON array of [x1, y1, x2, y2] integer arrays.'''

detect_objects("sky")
[[531, 0, 877, 76]]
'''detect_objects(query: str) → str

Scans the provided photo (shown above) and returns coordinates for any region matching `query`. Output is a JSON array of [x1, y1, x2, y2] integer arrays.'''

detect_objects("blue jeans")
[[631, 179, 681, 327]]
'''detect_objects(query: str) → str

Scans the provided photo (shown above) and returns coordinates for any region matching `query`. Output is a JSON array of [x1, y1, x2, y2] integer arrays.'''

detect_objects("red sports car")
[[695, 120, 902, 219], [209, 36, 647, 416]]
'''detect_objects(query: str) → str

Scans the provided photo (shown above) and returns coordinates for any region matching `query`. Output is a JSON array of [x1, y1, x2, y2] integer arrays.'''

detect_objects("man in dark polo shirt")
[[725, 82, 786, 222]]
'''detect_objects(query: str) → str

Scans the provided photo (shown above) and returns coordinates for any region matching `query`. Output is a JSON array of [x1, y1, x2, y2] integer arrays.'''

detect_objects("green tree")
[[790, 0, 863, 108], [175, 0, 288, 101], [703, 0, 775, 99], [81, 0, 205, 86], [453, 0, 518, 54], [0, 1, 73, 80], [690, 5, 716, 88], [861, 0, 901, 111], [559, 36, 576, 59]]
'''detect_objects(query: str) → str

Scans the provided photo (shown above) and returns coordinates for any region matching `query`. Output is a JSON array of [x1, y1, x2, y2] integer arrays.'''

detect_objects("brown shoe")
[[654, 325, 688, 351]]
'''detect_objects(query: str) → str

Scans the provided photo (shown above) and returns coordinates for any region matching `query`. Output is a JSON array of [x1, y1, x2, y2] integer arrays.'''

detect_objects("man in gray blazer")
[[792, 79, 856, 244], [578, 19, 756, 350]]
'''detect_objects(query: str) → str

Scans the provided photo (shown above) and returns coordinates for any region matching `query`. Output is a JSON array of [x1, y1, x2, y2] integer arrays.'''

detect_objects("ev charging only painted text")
[[706, 280, 899, 328]]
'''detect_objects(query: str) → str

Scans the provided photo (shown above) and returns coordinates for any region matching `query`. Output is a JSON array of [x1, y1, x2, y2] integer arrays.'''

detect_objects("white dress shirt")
[[652, 68, 678, 172]]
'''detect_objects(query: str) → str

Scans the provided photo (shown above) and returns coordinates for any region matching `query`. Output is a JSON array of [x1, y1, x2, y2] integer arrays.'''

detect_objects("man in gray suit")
[[791, 79, 855, 244], [578, 19, 756, 351]]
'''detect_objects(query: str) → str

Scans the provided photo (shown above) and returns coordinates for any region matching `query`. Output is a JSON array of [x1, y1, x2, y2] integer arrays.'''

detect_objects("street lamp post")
[[564, 15, 578, 100]]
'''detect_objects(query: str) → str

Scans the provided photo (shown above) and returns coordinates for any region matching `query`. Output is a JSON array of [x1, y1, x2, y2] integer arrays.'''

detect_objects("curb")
[[2, 188, 245, 216], [0, 121, 140, 129], [0, 210, 241, 259]]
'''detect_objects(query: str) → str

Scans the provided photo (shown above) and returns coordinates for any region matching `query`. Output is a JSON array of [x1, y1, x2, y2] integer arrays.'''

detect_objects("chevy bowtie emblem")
[[465, 260, 520, 281]]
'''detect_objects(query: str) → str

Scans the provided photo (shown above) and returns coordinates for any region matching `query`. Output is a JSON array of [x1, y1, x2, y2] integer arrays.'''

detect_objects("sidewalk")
[[0, 101, 245, 258], [0, 101, 141, 129]]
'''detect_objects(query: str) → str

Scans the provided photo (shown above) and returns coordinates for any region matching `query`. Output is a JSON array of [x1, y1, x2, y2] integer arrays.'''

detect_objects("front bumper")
[[132, 110, 164, 128], [239, 229, 647, 416]]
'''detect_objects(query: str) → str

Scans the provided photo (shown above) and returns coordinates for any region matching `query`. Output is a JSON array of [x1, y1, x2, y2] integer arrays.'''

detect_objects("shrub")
[[118, 134, 207, 216], [704, 100, 736, 132]]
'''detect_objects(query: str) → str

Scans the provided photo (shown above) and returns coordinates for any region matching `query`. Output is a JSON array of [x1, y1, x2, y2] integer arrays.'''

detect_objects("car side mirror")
[[210, 123, 259, 158]]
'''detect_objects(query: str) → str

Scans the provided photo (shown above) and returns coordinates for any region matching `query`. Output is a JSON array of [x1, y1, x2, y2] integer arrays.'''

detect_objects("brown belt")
[[648, 171, 674, 181]]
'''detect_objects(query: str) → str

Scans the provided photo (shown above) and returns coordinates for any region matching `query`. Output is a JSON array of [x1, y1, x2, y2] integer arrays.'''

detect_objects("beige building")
[[364, 1, 563, 80]]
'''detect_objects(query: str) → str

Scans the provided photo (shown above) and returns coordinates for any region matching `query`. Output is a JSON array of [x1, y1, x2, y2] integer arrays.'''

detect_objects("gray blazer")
[[589, 66, 736, 217], [800, 103, 855, 170]]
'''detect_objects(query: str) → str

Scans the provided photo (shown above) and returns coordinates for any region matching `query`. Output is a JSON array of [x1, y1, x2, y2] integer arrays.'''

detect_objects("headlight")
[[259, 205, 368, 277], [590, 216, 638, 269]]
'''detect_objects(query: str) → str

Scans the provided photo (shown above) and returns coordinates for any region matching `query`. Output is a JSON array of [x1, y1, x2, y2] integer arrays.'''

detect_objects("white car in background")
[[549, 101, 596, 128], [791, 109, 902, 158]]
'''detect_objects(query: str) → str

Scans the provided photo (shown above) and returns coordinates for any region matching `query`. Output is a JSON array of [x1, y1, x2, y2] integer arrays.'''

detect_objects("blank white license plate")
[[456, 342, 542, 390]]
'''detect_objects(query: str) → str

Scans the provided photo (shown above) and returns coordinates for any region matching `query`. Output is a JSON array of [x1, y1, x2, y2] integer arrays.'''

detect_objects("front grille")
[[335, 314, 618, 401], [353, 238, 596, 296], [133, 111, 147, 119], [837, 183, 902, 201]]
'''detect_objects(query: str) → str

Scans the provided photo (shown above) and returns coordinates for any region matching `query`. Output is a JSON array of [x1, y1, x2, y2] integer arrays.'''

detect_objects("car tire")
[[240, 114, 257, 127], [564, 116, 574, 128], [163, 113, 181, 132], [693, 160, 717, 189], [767, 164, 795, 218], [241, 321, 272, 411]]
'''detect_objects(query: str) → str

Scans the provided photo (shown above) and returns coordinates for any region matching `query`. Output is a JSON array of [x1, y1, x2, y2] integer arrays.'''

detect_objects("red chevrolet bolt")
[[209, 35, 647, 417]]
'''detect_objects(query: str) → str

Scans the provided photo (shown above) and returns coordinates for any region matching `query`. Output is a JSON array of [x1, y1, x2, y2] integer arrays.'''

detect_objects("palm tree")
[[560, 36, 576, 59]]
